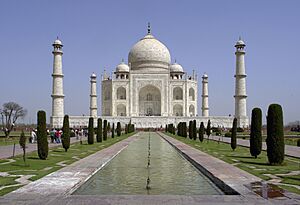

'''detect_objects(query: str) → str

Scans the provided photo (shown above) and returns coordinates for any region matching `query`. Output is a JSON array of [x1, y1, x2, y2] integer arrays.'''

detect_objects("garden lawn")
[[165, 132, 300, 195], [0, 132, 135, 196]]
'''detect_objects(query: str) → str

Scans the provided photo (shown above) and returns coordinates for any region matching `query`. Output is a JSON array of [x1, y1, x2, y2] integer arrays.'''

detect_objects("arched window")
[[117, 104, 126, 116], [146, 93, 152, 101], [189, 105, 195, 116], [117, 87, 126, 100], [173, 87, 183, 100], [173, 104, 183, 116], [189, 88, 195, 101]]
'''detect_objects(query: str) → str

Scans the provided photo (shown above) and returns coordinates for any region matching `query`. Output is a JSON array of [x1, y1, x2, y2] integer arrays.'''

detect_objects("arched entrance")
[[139, 85, 161, 116]]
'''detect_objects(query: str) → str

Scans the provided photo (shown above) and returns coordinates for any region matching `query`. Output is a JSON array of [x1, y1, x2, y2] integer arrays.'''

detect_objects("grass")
[[165, 132, 300, 195], [0, 132, 135, 196], [0, 131, 31, 146]]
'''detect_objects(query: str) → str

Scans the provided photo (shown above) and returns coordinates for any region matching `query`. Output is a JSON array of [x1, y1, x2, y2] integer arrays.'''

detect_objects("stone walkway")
[[0, 137, 82, 159], [207, 135, 300, 158]]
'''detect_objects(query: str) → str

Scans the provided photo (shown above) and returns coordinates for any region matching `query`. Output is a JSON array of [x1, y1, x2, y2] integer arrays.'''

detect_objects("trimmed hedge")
[[62, 115, 70, 151], [250, 108, 262, 158], [37, 110, 48, 160], [97, 118, 102, 143], [231, 118, 237, 151], [88, 117, 94, 144]]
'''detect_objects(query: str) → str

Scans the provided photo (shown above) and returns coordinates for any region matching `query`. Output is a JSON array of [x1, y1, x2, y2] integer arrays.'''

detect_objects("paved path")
[[0, 137, 82, 159], [207, 135, 300, 158]]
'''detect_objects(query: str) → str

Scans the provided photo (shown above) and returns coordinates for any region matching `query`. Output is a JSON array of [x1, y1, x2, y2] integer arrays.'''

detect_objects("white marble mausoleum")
[[50, 25, 249, 128]]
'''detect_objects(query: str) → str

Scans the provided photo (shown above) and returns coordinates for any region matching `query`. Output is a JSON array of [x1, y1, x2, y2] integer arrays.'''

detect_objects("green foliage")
[[19, 130, 26, 164], [103, 120, 108, 141], [112, 123, 115, 138], [88, 117, 94, 144], [250, 108, 262, 158], [266, 104, 284, 165], [188, 121, 193, 139], [177, 122, 182, 136], [206, 120, 211, 138], [117, 122, 121, 137], [182, 122, 187, 138], [97, 118, 102, 143], [165, 124, 168, 132], [107, 122, 111, 133], [231, 118, 237, 151], [297, 139, 300, 147], [224, 132, 231, 138], [237, 127, 244, 132], [37, 110, 48, 160], [193, 120, 197, 140], [199, 122, 204, 142], [62, 115, 70, 152], [125, 124, 128, 134]]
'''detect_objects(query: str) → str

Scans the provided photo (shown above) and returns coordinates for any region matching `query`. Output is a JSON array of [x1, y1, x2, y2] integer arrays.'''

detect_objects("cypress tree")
[[112, 123, 115, 138], [117, 122, 121, 136], [231, 118, 237, 151], [37, 110, 48, 160], [165, 124, 168, 132], [266, 104, 284, 165], [193, 120, 197, 140], [97, 118, 102, 142], [206, 120, 211, 141], [62, 115, 70, 151], [177, 122, 181, 136], [88, 117, 94, 144], [250, 108, 262, 158], [107, 122, 111, 133], [189, 121, 193, 139], [182, 122, 187, 138], [19, 130, 26, 164], [125, 124, 128, 134], [103, 120, 108, 140], [199, 122, 204, 142]]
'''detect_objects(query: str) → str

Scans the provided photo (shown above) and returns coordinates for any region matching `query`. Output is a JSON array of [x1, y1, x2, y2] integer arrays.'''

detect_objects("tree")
[[125, 124, 128, 134], [250, 108, 262, 158], [193, 120, 197, 140], [116, 122, 121, 136], [103, 120, 108, 140], [62, 115, 70, 151], [97, 118, 102, 142], [107, 122, 111, 133], [182, 122, 187, 138], [177, 122, 181, 136], [37, 110, 48, 160], [0, 102, 27, 138], [88, 117, 94, 144], [19, 130, 26, 165], [266, 104, 284, 165], [189, 121, 193, 139], [199, 122, 204, 142], [206, 120, 211, 141], [231, 118, 237, 151], [112, 123, 115, 138]]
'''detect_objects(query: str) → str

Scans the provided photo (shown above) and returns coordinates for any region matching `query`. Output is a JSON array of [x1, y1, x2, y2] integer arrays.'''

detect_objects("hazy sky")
[[0, 0, 299, 125]]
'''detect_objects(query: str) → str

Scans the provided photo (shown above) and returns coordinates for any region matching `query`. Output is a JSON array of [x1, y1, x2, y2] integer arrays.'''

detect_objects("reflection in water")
[[73, 132, 223, 195]]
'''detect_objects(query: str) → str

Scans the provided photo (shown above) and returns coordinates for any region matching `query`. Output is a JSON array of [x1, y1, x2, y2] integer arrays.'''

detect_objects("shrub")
[[37, 110, 48, 160], [19, 130, 26, 164], [182, 122, 187, 138], [266, 104, 284, 165], [112, 123, 115, 138], [199, 122, 204, 142], [88, 117, 94, 144], [62, 115, 70, 151], [250, 108, 262, 158], [189, 121, 193, 139], [125, 124, 128, 134], [193, 120, 197, 140], [231, 118, 237, 151], [225, 132, 231, 138], [206, 120, 211, 140], [237, 127, 244, 132], [117, 122, 121, 136], [297, 139, 300, 147], [97, 118, 102, 142], [103, 120, 108, 140]]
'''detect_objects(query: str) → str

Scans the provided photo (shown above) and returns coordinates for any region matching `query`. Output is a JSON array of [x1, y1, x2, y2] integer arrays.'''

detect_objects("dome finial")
[[174, 58, 177, 63], [239, 36, 242, 41], [147, 22, 151, 34], [121, 58, 124, 63]]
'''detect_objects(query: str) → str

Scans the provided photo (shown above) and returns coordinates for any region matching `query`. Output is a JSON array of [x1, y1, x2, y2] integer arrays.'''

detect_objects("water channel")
[[73, 132, 223, 195]]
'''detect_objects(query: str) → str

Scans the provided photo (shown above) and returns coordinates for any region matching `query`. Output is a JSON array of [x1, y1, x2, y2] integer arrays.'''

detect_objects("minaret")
[[234, 37, 248, 127], [90, 73, 97, 118], [201, 73, 209, 117], [50, 37, 64, 128]]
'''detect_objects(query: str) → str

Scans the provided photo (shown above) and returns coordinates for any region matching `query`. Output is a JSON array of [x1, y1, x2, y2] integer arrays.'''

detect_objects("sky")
[[0, 0, 299, 125]]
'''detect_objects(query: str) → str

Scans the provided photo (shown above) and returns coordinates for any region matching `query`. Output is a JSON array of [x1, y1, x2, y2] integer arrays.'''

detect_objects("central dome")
[[128, 33, 171, 71]]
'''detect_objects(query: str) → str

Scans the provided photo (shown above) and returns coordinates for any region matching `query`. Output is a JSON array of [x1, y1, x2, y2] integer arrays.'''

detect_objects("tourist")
[[31, 130, 37, 143], [50, 129, 56, 143]]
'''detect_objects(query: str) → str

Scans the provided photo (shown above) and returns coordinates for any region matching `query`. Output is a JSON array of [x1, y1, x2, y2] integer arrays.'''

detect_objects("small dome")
[[128, 34, 171, 70], [53, 38, 62, 45], [170, 63, 183, 73], [202, 73, 208, 78], [116, 61, 130, 72], [235, 38, 245, 47], [91, 73, 96, 78]]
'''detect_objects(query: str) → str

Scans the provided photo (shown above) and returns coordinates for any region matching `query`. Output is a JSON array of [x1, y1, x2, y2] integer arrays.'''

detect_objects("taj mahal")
[[50, 25, 249, 128]]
